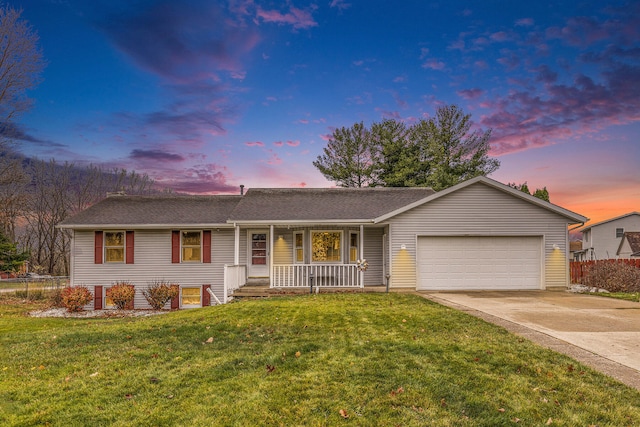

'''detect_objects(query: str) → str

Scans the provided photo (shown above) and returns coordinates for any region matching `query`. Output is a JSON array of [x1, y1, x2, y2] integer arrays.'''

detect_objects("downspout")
[[568, 222, 585, 232]]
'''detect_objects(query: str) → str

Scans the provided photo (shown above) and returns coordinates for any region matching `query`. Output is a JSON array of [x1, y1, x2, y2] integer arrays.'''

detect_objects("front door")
[[247, 230, 269, 278]]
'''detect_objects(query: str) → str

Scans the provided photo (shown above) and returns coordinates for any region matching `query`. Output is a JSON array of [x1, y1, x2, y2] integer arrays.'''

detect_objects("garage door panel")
[[417, 236, 541, 290]]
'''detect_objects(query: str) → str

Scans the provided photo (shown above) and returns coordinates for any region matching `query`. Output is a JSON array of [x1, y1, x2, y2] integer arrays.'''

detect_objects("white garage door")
[[417, 236, 542, 290]]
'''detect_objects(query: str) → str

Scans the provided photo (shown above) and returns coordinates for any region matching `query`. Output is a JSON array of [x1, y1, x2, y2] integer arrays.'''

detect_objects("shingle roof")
[[228, 187, 435, 222], [621, 232, 640, 256], [59, 195, 242, 228], [579, 211, 640, 232], [58, 187, 436, 228]]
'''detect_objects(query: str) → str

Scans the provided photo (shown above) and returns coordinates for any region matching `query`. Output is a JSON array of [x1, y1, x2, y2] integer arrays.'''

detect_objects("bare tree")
[[0, 5, 46, 142], [0, 155, 28, 240]]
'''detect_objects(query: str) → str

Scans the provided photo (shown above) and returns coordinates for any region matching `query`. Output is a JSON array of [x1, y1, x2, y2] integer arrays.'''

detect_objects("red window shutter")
[[94, 231, 103, 264], [94, 285, 103, 310], [171, 290, 180, 310], [171, 230, 180, 263], [203, 230, 211, 263], [202, 284, 211, 306], [126, 294, 134, 310], [126, 231, 134, 264]]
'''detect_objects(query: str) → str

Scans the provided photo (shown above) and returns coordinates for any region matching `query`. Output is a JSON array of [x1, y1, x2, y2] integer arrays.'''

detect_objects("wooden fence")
[[570, 259, 640, 283]]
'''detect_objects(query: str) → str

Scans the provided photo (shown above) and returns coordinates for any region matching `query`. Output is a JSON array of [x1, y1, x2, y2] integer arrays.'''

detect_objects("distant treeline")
[[0, 150, 165, 275]]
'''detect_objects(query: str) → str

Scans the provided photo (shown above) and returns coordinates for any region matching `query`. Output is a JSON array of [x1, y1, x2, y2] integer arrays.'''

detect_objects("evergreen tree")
[[0, 229, 28, 273]]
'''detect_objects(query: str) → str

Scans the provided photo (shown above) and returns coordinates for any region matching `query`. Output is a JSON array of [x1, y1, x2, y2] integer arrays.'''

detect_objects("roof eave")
[[227, 219, 375, 226], [57, 223, 235, 230]]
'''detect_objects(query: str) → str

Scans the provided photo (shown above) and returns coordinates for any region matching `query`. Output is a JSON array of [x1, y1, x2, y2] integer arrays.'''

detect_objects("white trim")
[[310, 230, 344, 263], [234, 225, 240, 265], [58, 223, 233, 230], [180, 286, 202, 308], [103, 230, 126, 264], [180, 230, 203, 263], [579, 211, 640, 232], [293, 231, 304, 264], [349, 231, 359, 263]]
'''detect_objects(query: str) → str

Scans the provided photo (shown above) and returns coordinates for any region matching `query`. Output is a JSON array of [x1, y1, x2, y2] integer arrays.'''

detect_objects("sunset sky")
[[7, 0, 640, 225]]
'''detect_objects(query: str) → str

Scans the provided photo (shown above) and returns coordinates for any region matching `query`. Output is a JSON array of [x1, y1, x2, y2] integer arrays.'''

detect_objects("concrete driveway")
[[420, 290, 640, 390]]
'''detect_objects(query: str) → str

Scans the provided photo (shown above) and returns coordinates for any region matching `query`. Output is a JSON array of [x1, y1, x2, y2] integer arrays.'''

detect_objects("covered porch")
[[223, 223, 388, 300]]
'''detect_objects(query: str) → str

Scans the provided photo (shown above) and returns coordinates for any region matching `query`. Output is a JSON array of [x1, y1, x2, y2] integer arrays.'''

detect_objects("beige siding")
[[388, 182, 572, 289], [71, 229, 232, 309]]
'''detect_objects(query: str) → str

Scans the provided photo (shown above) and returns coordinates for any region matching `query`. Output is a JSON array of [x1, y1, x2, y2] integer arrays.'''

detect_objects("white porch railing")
[[272, 264, 361, 288], [223, 264, 246, 301]]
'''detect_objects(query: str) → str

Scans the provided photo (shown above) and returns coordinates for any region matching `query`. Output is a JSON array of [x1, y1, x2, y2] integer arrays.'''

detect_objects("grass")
[[1, 293, 639, 426], [588, 292, 640, 302]]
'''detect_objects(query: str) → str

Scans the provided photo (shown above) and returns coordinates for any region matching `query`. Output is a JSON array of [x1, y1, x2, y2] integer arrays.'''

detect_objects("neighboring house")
[[617, 232, 640, 258], [569, 241, 583, 261], [577, 212, 640, 260], [58, 176, 587, 309]]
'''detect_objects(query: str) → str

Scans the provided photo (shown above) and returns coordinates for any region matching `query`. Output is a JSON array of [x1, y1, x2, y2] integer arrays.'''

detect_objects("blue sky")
[[8, 0, 640, 223]]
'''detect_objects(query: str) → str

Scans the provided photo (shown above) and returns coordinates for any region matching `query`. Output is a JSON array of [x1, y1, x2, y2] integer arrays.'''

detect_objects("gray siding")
[[585, 215, 640, 260], [71, 229, 232, 309], [388, 182, 572, 289], [363, 227, 384, 285]]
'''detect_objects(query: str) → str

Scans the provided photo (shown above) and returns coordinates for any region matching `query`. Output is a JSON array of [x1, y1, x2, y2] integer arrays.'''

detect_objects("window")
[[182, 231, 202, 262], [104, 287, 116, 309], [181, 287, 201, 307], [349, 232, 359, 262], [311, 231, 342, 262], [616, 228, 624, 238], [294, 232, 304, 263], [251, 233, 267, 265], [104, 231, 124, 263]]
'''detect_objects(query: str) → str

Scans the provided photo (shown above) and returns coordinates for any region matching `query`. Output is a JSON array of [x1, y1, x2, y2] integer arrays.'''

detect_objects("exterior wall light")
[[400, 244, 407, 250], [552, 244, 560, 250]]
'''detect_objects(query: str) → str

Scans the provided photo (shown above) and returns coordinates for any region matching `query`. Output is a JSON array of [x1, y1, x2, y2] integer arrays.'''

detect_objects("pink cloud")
[[490, 31, 510, 42], [515, 18, 534, 27], [245, 141, 264, 147], [329, 0, 351, 11], [265, 150, 282, 165], [422, 59, 446, 70], [481, 61, 640, 156], [256, 6, 318, 29], [457, 88, 485, 100], [286, 140, 300, 147], [273, 141, 283, 147]]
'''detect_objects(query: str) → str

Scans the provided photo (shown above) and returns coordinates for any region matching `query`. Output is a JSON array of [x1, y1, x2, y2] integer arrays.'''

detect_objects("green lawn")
[[589, 292, 640, 302], [1, 293, 639, 426]]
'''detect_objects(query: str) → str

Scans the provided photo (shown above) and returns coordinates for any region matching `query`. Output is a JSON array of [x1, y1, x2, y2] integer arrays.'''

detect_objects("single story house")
[[58, 176, 588, 309]]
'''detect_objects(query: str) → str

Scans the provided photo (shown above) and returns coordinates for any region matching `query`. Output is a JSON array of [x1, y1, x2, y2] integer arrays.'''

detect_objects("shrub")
[[60, 286, 93, 312], [107, 282, 136, 310], [142, 280, 179, 310], [583, 261, 640, 292]]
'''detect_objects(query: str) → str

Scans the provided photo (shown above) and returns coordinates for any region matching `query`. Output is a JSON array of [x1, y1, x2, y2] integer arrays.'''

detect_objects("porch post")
[[234, 224, 239, 265], [359, 224, 364, 287], [269, 225, 274, 287]]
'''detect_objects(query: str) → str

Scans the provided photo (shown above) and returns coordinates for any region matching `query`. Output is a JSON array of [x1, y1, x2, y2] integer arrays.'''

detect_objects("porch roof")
[[58, 194, 242, 229], [228, 187, 435, 223]]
